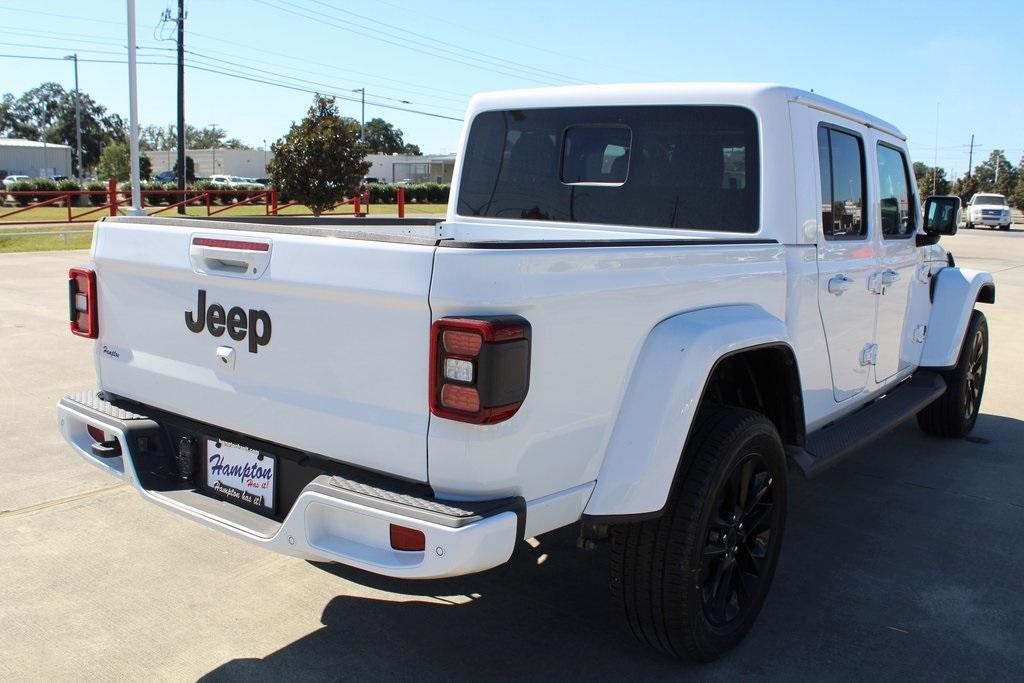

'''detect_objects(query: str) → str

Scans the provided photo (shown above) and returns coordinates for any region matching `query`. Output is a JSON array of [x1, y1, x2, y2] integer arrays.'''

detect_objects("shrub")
[[9, 180, 34, 206], [367, 182, 395, 204], [29, 177, 58, 203], [85, 181, 108, 206]]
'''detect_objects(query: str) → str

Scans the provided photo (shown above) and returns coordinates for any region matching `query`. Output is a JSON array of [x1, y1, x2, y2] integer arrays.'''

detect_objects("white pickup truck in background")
[[58, 83, 994, 662]]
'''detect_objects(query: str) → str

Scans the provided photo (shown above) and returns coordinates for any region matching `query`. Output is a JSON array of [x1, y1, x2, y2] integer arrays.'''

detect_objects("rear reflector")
[[389, 524, 426, 552], [87, 425, 105, 442], [68, 267, 97, 338], [430, 316, 531, 424]]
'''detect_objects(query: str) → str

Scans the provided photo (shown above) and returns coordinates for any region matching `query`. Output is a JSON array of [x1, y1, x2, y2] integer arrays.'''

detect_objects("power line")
[[251, 0, 576, 87], [171, 47, 466, 113], [0, 7, 122, 25], [367, 0, 639, 78], [182, 29, 474, 100], [305, 0, 590, 86], [180, 60, 463, 122]]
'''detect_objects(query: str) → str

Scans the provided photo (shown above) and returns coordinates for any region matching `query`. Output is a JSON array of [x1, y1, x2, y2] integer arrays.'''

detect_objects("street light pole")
[[352, 88, 365, 139], [125, 0, 144, 215], [64, 54, 83, 182]]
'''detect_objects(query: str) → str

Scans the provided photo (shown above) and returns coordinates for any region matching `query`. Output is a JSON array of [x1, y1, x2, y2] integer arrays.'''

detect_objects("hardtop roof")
[[465, 82, 904, 140]]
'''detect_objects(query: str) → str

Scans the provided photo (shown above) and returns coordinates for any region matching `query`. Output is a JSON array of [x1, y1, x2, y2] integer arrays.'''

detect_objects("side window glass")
[[817, 127, 832, 234], [815, 125, 864, 240], [877, 144, 914, 238]]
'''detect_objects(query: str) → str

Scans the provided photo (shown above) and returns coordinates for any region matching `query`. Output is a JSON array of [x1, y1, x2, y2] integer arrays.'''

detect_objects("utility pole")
[[932, 101, 939, 196], [967, 134, 975, 178], [352, 88, 365, 139], [176, 0, 186, 213], [126, 0, 144, 215], [64, 54, 83, 182]]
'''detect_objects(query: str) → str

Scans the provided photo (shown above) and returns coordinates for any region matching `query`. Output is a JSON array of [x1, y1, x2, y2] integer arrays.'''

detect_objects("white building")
[[0, 138, 73, 178], [145, 148, 456, 183], [364, 153, 457, 184], [145, 148, 272, 179]]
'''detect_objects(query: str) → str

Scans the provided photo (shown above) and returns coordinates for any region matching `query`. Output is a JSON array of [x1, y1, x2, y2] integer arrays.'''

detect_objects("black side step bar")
[[787, 371, 947, 479]]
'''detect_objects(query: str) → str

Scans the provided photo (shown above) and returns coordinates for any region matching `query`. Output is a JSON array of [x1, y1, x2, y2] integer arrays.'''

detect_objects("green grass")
[[0, 202, 448, 252], [0, 231, 92, 253]]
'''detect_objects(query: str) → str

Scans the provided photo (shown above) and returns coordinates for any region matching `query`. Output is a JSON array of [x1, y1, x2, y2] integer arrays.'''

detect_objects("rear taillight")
[[68, 267, 97, 338], [430, 316, 531, 424]]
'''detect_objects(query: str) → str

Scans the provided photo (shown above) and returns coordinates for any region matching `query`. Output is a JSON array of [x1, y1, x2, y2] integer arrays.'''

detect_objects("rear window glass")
[[457, 105, 759, 232], [561, 126, 631, 184]]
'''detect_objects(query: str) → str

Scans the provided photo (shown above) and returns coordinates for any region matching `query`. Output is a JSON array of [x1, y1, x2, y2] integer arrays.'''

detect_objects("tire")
[[917, 309, 988, 438], [999, 224, 1011, 231], [965, 221, 974, 229], [609, 406, 787, 661]]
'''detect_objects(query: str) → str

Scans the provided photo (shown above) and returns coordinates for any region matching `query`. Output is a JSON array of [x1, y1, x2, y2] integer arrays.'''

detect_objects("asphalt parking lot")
[[2, 228, 1023, 681]]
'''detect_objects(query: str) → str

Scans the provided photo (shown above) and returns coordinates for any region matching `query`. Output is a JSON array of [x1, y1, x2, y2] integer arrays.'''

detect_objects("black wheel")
[[610, 407, 787, 661], [917, 309, 988, 438], [965, 221, 974, 229], [999, 224, 1011, 231]]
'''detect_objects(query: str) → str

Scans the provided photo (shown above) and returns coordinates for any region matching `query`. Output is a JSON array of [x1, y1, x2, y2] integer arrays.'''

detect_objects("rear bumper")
[[57, 392, 523, 579]]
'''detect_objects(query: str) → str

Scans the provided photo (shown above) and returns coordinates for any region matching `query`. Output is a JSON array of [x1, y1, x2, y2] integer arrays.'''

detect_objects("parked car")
[[208, 174, 246, 186], [2, 174, 30, 188], [58, 84, 993, 662], [965, 192, 1012, 230], [153, 171, 177, 183]]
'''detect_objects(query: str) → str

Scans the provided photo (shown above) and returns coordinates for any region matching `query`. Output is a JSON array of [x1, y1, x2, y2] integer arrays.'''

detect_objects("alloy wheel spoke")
[[710, 564, 735, 621]]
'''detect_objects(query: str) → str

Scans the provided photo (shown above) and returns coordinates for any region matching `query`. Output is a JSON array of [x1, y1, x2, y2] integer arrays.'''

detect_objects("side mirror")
[[917, 195, 960, 246]]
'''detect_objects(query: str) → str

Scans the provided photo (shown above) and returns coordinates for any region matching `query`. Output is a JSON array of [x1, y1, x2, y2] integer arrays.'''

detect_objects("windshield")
[[457, 105, 760, 232], [974, 195, 1007, 205]]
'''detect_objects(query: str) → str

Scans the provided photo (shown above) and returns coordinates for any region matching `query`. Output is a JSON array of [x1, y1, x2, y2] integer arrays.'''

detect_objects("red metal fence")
[[0, 178, 408, 225]]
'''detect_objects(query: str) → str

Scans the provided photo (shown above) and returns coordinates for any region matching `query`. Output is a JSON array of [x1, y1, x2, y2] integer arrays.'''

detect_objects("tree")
[[96, 143, 130, 181], [1011, 156, 1024, 209], [94, 143, 150, 181], [361, 117, 421, 155], [267, 95, 370, 217], [173, 155, 196, 183], [0, 82, 126, 175], [972, 150, 1017, 197], [951, 172, 981, 206], [912, 162, 950, 197], [140, 123, 249, 151]]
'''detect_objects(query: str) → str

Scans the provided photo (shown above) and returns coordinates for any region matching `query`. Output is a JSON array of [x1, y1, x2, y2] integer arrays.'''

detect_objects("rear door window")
[[457, 105, 759, 232], [817, 126, 867, 240]]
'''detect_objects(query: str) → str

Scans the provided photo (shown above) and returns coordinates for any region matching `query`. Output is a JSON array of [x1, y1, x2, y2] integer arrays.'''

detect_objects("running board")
[[787, 371, 947, 479]]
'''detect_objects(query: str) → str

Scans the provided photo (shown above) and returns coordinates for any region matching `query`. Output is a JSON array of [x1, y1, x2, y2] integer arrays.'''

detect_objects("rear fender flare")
[[921, 268, 995, 369], [583, 304, 791, 521]]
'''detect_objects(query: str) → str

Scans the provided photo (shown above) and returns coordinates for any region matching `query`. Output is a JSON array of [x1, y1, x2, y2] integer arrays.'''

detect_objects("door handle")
[[880, 269, 900, 285], [828, 274, 854, 295]]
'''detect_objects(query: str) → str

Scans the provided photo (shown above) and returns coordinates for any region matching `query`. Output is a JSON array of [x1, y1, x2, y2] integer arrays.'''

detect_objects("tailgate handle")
[[190, 236, 271, 279]]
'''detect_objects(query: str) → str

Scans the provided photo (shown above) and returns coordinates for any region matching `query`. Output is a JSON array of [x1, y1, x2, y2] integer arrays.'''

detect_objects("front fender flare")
[[583, 304, 791, 521], [920, 268, 995, 369]]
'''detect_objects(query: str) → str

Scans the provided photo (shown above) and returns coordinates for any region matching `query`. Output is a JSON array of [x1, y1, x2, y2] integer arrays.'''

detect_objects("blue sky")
[[2, 0, 1021, 175]]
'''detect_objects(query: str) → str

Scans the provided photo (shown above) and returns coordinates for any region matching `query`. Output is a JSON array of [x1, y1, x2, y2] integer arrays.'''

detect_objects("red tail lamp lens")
[[68, 268, 98, 338], [430, 316, 531, 424], [389, 524, 426, 552], [440, 384, 481, 412], [442, 330, 483, 356], [87, 425, 105, 442]]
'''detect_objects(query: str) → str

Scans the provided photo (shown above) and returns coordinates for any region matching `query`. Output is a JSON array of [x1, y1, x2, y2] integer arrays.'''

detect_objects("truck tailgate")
[[91, 219, 435, 481]]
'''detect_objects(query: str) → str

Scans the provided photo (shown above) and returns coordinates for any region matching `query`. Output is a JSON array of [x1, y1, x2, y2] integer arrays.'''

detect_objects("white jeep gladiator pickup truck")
[[59, 84, 994, 661]]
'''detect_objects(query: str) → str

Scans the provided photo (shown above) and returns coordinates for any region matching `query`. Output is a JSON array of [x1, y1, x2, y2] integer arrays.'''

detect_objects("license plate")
[[206, 438, 276, 511]]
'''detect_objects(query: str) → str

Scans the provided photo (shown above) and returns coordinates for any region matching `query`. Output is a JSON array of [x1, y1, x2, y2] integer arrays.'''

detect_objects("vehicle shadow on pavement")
[[200, 416, 1024, 682]]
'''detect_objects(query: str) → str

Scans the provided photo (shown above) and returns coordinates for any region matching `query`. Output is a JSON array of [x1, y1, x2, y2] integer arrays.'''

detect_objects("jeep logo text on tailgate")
[[185, 289, 271, 353]]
